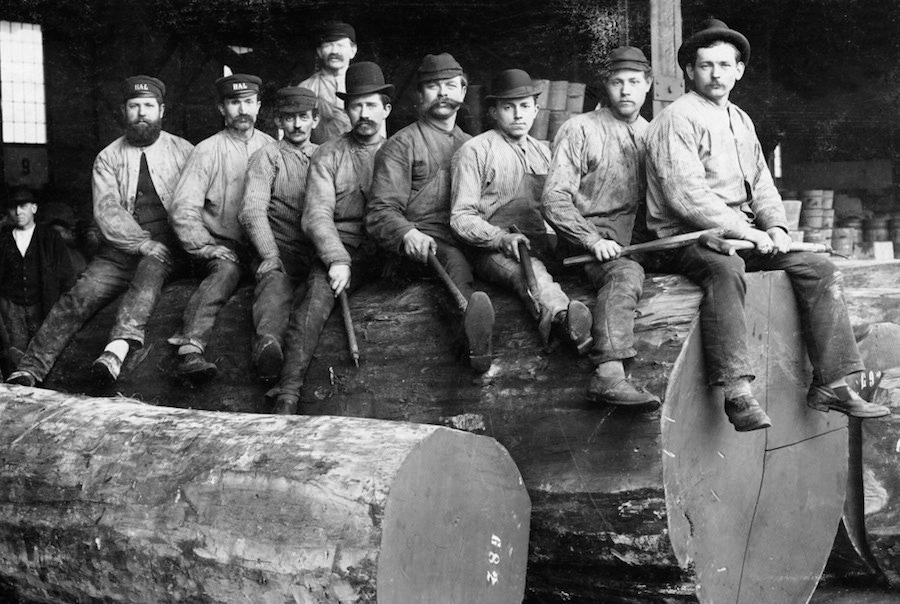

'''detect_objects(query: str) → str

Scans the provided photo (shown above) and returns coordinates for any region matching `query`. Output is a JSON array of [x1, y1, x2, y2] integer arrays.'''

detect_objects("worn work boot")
[[7, 370, 36, 387], [273, 393, 300, 415], [564, 300, 593, 355], [586, 369, 660, 409], [177, 352, 217, 381], [807, 384, 891, 418], [465, 291, 495, 373], [91, 351, 123, 384], [253, 335, 283, 382], [724, 394, 772, 432]]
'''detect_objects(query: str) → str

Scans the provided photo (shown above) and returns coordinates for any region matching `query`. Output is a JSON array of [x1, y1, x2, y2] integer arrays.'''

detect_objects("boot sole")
[[466, 292, 494, 373], [255, 340, 284, 382], [814, 402, 891, 419], [566, 301, 594, 355]]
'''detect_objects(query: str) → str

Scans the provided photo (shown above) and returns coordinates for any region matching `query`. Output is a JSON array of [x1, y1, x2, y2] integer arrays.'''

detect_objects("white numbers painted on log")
[[486, 533, 502, 586]]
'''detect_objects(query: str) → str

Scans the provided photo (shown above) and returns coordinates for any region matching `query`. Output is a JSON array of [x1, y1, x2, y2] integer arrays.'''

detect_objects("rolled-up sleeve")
[[542, 121, 603, 250], [92, 152, 150, 254]]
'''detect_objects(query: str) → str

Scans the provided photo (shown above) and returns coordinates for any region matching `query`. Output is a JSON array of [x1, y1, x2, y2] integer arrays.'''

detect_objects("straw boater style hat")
[[677, 18, 751, 70], [336, 62, 394, 100], [484, 69, 542, 101]]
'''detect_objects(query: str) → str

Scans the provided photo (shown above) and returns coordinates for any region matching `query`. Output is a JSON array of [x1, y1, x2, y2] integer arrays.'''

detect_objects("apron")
[[407, 123, 454, 244]]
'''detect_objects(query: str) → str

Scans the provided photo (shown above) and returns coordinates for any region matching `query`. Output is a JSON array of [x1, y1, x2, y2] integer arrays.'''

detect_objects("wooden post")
[[650, 0, 685, 115], [0, 394, 531, 603]]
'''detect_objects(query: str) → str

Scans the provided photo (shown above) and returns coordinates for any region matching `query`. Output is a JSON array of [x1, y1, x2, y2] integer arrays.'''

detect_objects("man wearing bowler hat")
[[262, 62, 391, 414], [451, 68, 592, 360], [542, 47, 660, 408], [169, 73, 275, 380], [644, 19, 889, 430], [367, 52, 495, 372], [239, 86, 320, 386], [297, 21, 358, 144], [7, 76, 193, 388]]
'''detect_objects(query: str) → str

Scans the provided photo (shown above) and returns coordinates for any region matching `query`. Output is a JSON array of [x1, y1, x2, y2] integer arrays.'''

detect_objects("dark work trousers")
[[266, 245, 379, 400], [665, 243, 864, 386], [252, 243, 316, 351], [0, 297, 42, 367], [582, 256, 645, 365], [16, 247, 175, 381], [174, 238, 247, 353]]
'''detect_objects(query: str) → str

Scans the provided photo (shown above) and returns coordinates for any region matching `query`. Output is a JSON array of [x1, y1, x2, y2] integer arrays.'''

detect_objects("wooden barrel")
[[528, 108, 549, 140], [0, 268, 861, 603], [533, 78, 550, 107], [0, 391, 531, 603], [546, 80, 568, 110], [547, 110, 569, 141], [565, 82, 585, 113]]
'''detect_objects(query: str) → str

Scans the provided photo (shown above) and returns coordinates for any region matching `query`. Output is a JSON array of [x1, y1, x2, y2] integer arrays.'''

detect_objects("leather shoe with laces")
[[807, 384, 890, 418], [587, 372, 660, 408], [724, 394, 772, 432]]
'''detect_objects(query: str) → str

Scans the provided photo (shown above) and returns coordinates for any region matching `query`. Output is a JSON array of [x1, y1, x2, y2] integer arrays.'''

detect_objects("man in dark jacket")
[[0, 186, 75, 374]]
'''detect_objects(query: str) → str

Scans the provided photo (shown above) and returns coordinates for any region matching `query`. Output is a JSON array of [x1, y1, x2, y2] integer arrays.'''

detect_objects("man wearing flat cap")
[[261, 62, 391, 414], [368, 52, 494, 372], [239, 86, 320, 387], [168, 73, 275, 380], [7, 75, 194, 388], [644, 19, 889, 430], [542, 46, 659, 408], [450, 68, 592, 364], [297, 21, 358, 145]]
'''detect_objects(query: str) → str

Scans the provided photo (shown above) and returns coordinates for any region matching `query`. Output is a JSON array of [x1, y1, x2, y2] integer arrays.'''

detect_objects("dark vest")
[[0, 230, 42, 306], [133, 152, 177, 248]]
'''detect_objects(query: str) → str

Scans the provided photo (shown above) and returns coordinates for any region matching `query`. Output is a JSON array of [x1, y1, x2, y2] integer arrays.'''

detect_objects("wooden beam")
[[650, 0, 684, 115]]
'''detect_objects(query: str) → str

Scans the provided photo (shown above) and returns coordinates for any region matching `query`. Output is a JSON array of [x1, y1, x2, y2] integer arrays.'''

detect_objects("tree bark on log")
[[0, 395, 531, 603], [2, 267, 868, 602]]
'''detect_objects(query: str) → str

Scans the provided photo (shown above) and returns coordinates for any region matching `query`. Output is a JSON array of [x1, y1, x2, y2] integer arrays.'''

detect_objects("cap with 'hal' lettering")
[[215, 74, 262, 99], [122, 75, 165, 102]]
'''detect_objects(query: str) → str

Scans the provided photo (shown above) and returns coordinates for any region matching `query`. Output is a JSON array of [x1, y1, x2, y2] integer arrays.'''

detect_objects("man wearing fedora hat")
[[644, 19, 888, 430], [296, 21, 358, 145], [0, 186, 75, 376], [451, 68, 592, 357], [168, 73, 275, 380], [7, 76, 194, 388], [368, 52, 495, 372], [543, 46, 659, 408], [261, 62, 392, 414], [239, 86, 320, 387]]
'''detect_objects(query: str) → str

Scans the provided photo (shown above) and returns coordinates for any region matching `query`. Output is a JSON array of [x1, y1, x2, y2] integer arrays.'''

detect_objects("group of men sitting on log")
[[1, 19, 891, 430]]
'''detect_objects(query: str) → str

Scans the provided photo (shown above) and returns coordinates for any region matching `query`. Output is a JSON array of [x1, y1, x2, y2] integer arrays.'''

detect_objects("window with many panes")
[[0, 21, 46, 144]]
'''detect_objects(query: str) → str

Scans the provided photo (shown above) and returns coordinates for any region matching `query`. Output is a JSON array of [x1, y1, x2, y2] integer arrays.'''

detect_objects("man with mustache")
[[7, 76, 193, 387], [645, 19, 889, 430], [542, 47, 660, 408], [168, 73, 275, 380], [451, 68, 592, 360], [265, 62, 391, 414], [239, 86, 320, 385], [297, 21, 358, 144], [368, 53, 495, 372]]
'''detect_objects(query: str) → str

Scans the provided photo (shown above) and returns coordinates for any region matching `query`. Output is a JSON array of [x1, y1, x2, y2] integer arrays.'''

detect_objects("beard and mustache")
[[124, 118, 162, 146]]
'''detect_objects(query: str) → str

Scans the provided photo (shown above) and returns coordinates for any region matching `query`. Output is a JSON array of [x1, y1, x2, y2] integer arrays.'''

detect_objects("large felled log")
[[17, 267, 857, 603], [0, 391, 531, 603]]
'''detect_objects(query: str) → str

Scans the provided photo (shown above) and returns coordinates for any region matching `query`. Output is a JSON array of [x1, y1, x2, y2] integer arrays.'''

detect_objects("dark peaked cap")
[[417, 53, 464, 84], [122, 75, 165, 101], [678, 18, 750, 70], [336, 62, 394, 100], [606, 47, 651, 72]]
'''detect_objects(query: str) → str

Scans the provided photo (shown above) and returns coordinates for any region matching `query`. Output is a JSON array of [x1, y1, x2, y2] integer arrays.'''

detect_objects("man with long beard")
[[7, 75, 194, 387], [367, 53, 495, 372], [168, 73, 275, 379], [297, 21, 358, 144]]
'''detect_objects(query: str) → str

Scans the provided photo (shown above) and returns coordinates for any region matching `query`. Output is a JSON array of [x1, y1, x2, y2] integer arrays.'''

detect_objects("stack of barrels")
[[797, 189, 835, 246], [529, 79, 587, 143]]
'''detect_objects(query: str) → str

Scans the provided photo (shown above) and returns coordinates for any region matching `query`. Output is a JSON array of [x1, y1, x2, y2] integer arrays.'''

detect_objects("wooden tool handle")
[[428, 252, 469, 311], [339, 291, 361, 367]]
